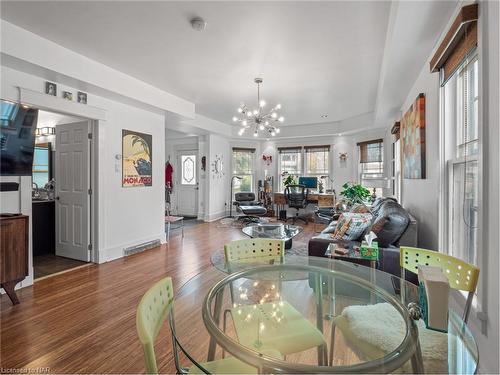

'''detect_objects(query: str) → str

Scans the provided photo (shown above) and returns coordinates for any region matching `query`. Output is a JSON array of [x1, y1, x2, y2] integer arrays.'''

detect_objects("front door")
[[55, 121, 90, 262], [176, 150, 198, 216]]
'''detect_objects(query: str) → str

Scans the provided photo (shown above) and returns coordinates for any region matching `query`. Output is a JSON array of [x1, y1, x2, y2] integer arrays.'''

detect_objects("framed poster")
[[122, 130, 152, 187], [401, 93, 426, 179]]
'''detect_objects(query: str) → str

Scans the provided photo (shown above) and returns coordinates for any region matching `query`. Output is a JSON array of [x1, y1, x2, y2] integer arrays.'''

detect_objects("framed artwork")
[[62, 91, 73, 101], [401, 93, 426, 179], [122, 130, 152, 187], [45, 81, 57, 96], [77, 91, 87, 104]]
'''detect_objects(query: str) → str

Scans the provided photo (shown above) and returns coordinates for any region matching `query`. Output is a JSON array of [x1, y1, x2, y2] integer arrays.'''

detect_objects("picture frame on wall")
[[122, 129, 153, 187], [401, 93, 426, 179], [77, 91, 87, 104], [45, 81, 57, 96], [62, 91, 73, 101]]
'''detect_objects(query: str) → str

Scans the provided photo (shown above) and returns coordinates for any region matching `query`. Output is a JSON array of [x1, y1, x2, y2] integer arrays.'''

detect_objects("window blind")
[[304, 145, 330, 153], [357, 139, 383, 163], [232, 147, 255, 153], [278, 146, 301, 154], [430, 3, 478, 84]]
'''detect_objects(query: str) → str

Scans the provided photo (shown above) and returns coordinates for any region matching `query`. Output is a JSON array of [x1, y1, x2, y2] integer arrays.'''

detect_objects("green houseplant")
[[340, 182, 372, 205], [282, 173, 297, 187]]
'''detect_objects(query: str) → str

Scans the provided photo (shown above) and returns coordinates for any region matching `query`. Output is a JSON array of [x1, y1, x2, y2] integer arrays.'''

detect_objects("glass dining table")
[[171, 255, 478, 374]]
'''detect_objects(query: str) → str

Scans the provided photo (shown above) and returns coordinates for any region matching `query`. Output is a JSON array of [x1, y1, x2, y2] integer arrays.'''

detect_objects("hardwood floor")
[[34, 255, 88, 279], [0, 221, 357, 373]]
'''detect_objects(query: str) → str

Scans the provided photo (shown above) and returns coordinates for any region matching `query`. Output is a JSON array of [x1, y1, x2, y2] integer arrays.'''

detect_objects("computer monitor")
[[298, 176, 318, 189]]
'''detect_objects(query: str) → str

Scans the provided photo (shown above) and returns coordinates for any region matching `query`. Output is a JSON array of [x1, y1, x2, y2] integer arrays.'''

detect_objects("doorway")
[[32, 110, 93, 279], [175, 150, 198, 217]]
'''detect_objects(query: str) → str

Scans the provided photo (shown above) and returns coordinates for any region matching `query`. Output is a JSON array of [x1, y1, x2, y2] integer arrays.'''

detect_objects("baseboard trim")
[[98, 233, 166, 263]]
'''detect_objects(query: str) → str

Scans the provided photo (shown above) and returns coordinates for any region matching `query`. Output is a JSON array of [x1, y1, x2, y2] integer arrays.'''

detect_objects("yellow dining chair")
[[136, 277, 282, 374], [400, 246, 479, 323], [329, 247, 480, 372], [223, 239, 327, 364]]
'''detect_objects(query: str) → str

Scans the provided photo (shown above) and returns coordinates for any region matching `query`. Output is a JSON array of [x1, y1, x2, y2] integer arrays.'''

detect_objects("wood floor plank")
[[0, 221, 358, 373]]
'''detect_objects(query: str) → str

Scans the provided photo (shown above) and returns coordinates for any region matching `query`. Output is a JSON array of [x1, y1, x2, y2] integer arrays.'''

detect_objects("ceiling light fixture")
[[321, 114, 328, 118], [233, 78, 283, 137]]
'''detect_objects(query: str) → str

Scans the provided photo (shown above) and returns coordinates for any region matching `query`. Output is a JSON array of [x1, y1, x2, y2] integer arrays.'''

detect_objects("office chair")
[[284, 184, 309, 224]]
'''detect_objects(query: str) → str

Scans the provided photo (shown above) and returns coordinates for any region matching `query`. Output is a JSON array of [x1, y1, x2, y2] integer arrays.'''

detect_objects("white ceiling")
[[1, 1, 457, 130]]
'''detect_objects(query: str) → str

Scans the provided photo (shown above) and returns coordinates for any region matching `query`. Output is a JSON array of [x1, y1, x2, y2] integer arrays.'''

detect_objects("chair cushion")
[[189, 349, 282, 374], [237, 205, 267, 215], [231, 301, 325, 355], [235, 192, 256, 202], [334, 303, 448, 373]]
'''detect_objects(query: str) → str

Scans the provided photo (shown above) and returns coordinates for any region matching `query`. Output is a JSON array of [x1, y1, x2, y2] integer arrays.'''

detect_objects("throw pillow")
[[333, 212, 372, 241], [351, 203, 371, 214], [331, 214, 352, 239]]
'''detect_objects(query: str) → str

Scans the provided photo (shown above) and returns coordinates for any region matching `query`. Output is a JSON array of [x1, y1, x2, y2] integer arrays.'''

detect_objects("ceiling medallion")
[[233, 78, 284, 137]]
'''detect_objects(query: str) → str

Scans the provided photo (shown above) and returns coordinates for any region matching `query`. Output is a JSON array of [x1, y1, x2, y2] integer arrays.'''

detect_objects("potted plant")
[[339, 182, 372, 205], [282, 172, 297, 187]]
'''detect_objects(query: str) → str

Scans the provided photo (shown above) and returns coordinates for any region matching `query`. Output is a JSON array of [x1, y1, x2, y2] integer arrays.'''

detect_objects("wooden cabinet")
[[0, 214, 29, 305]]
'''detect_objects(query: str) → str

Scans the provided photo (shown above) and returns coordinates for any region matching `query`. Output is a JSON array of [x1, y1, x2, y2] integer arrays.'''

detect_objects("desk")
[[273, 191, 335, 219]]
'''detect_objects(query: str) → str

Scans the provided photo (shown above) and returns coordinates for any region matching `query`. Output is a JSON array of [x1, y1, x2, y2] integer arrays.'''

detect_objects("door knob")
[[55, 196, 60, 200]]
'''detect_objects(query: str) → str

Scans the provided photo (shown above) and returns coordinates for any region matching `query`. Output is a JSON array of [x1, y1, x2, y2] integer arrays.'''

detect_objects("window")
[[32, 143, 51, 187], [278, 147, 302, 189], [358, 139, 384, 197], [391, 139, 401, 201], [444, 55, 479, 267], [180, 154, 196, 185], [304, 145, 330, 188], [232, 148, 254, 195]]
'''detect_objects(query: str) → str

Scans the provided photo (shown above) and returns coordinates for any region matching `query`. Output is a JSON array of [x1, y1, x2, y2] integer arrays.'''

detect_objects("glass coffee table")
[[241, 223, 302, 249]]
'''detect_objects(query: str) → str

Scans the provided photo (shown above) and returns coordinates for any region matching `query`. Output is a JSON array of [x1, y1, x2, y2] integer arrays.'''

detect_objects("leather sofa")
[[308, 197, 418, 283]]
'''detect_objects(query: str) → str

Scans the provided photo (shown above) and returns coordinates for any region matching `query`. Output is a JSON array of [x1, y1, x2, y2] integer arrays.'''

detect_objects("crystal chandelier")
[[233, 78, 284, 137]]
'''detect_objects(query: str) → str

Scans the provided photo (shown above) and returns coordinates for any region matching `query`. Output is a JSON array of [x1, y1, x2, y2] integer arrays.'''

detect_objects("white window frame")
[[304, 146, 331, 189], [440, 52, 483, 310], [278, 148, 302, 190], [391, 139, 401, 201], [232, 149, 255, 194]]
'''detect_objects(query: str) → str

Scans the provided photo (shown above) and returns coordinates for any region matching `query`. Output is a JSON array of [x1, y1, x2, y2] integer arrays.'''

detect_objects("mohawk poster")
[[122, 130, 152, 187]]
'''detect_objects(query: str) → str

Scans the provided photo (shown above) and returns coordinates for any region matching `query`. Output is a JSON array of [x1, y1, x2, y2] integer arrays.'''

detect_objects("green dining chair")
[[329, 246, 480, 372], [223, 239, 327, 364], [136, 277, 282, 374]]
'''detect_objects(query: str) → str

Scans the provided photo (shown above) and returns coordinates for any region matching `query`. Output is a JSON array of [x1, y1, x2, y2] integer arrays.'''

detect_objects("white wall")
[[1, 66, 166, 277], [205, 134, 231, 221], [399, 63, 440, 249]]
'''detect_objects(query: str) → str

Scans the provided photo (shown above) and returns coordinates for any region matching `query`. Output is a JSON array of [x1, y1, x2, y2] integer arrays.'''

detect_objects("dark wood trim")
[[391, 122, 401, 135], [304, 145, 331, 151], [277, 146, 302, 153], [232, 147, 255, 152], [430, 3, 478, 73], [356, 139, 383, 147]]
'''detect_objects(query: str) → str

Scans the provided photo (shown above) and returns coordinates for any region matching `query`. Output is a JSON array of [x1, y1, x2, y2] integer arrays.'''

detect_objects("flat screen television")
[[298, 176, 318, 189], [0, 100, 38, 176]]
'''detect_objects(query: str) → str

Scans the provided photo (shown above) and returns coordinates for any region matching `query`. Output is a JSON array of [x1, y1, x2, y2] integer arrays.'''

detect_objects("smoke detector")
[[191, 17, 207, 32]]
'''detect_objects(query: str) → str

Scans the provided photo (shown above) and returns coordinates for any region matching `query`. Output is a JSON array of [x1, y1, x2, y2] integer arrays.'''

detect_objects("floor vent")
[[123, 239, 161, 257]]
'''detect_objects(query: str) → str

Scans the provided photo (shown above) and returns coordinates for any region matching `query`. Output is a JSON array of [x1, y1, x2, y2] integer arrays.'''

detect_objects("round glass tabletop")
[[171, 256, 478, 374]]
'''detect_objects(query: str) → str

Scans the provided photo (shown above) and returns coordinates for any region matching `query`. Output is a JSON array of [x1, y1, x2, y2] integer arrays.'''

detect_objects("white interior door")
[[55, 121, 90, 261], [176, 150, 198, 216]]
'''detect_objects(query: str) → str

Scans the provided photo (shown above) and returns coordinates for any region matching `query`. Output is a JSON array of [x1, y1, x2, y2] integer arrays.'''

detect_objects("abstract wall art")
[[401, 93, 426, 179]]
